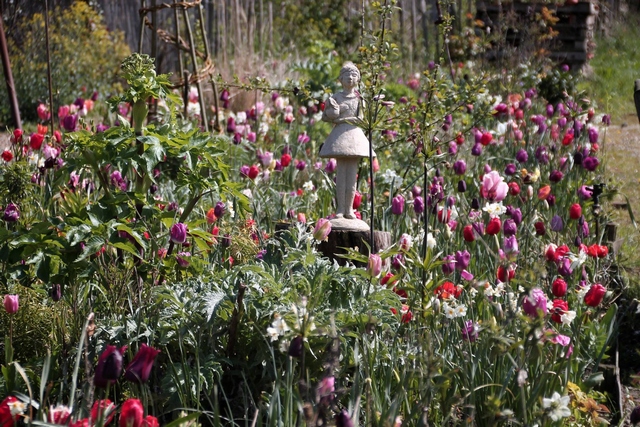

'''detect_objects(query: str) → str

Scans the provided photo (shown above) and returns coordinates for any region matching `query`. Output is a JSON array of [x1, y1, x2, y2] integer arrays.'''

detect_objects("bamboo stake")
[[197, 1, 221, 132], [138, 0, 146, 53], [182, 5, 209, 131], [173, 0, 185, 80], [44, 0, 55, 135]]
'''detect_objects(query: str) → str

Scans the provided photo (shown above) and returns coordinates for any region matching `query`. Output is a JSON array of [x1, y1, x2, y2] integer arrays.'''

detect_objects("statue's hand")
[[323, 97, 340, 121]]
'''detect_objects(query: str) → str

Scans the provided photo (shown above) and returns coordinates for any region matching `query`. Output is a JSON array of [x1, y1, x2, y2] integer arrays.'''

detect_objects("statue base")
[[329, 217, 370, 232], [318, 228, 392, 266]]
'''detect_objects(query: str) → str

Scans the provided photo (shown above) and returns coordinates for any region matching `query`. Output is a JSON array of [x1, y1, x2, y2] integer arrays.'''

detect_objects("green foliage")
[[0, 2, 130, 123], [274, 0, 361, 57], [579, 12, 640, 119]]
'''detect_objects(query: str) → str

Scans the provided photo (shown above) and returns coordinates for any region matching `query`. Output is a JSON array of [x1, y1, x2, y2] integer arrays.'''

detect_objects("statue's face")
[[340, 69, 359, 87]]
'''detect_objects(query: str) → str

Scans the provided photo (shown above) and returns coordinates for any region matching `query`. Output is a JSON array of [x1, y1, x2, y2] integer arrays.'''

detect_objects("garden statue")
[[320, 62, 373, 231]]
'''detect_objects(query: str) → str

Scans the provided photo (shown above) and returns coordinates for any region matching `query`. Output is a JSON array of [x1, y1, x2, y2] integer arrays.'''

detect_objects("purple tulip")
[[414, 196, 424, 214], [503, 218, 517, 237], [391, 195, 405, 215], [124, 344, 160, 383], [214, 201, 226, 219], [453, 160, 467, 175], [503, 236, 519, 258], [457, 180, 467, 192], [522, 288, 547, 317], [94, 345, 127, 388], [170, 223, 188, 244], [296, 161, 307, 171], [455, 250, 470, 271], [62, 114, 78, 132], [226, 117, 236, 133], [549, 170, 563, 183], [509, 207, 523, 225], [515, 149, 528, 163], [534, 146, 549, 165], [442, 255, 456, 275], [557, 257, 573, 277], [550, 215, 564, 232], [582, 156, 599, 171], [462, 320, 478, 342], [471, 143, 483, 156], [577, 185, 593, 200], [51, 284, 62, 301], [504, 163, 516, 176], [324, 158, 337, 173], [546, 104, 554, 118], [3, 203, 20, 222], [391, 253, 405, 271]]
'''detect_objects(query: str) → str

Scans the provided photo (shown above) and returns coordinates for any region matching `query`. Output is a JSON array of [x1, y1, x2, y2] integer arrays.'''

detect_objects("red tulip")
[[552, 278, 567, 297], [69, 419, 90, 427], [569, 203, 582, 220], [0, 396, 20, 427], [141, 416, 159, 427], [119, 399, 143, 427], [30, 133, 44, 150], [462, 225, 475, 242], [91, 400, 115, 426], [486, 217, 501, 235], [584, 284, 606, 307], [124, 344, 160, 383], [2, 150, 13, 162], [551, 299, 569, 323]]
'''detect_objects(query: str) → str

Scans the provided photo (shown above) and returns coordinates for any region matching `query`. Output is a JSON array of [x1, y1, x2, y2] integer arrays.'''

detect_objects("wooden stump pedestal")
[[318, 229, 392, 266]]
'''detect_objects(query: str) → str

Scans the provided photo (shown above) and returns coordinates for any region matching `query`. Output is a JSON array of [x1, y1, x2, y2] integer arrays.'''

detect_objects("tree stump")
[[318, 229, 392, 266]]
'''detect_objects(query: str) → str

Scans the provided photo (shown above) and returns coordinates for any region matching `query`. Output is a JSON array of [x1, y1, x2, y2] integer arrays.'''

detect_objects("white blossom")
[[542, 392, 571, 421]]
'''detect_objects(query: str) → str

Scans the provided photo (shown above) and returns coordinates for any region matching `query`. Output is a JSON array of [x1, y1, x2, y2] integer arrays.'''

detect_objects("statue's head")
[[339, 62, 360, 85]]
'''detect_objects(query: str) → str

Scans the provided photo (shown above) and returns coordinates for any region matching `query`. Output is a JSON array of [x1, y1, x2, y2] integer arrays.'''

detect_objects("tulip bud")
[[391, 195, 405, 215], [3, 294, 19, 314], [51, 284, 62, 302], [367, 254, 382, 278], [170, 223, 188, 244], [552, 278, 568, 297], [457, 180, 467, 193], [3, 203, 20, 222], [313, 218, 332, 241], [288, 336, 304, 358]]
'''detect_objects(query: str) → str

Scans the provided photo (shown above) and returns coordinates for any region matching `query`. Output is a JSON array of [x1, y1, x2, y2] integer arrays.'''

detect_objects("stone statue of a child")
[[319, 62, 374, 227]]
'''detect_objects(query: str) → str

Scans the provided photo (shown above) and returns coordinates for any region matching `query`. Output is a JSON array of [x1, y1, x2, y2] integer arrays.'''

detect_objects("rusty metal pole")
[[0, 14, 21, 129]]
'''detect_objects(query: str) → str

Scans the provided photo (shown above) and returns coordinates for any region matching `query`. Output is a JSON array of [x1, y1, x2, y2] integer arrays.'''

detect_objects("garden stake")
[[44, 0, 55, 136], [183, 5, 209, 131], [0, 13, 20, 129]]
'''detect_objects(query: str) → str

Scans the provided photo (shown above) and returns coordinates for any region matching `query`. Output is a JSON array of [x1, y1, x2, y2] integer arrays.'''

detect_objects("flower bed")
[[0, 40, 620, 427]]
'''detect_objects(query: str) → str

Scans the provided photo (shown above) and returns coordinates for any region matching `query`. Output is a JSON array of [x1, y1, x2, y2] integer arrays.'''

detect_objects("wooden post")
[[0, 6, 21, 129]]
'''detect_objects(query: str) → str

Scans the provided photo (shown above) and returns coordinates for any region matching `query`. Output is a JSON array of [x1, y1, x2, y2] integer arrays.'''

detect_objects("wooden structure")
[[476, 1, 598, 70], [318, 230, 391, 266]]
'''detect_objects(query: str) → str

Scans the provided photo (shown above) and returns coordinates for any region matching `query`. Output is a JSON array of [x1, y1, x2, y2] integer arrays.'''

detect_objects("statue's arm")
[[322, 97, 340, 122]]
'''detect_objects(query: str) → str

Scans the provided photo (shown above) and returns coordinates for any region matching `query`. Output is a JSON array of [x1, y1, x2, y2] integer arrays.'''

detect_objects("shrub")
[[0, 2, 130, 124]]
